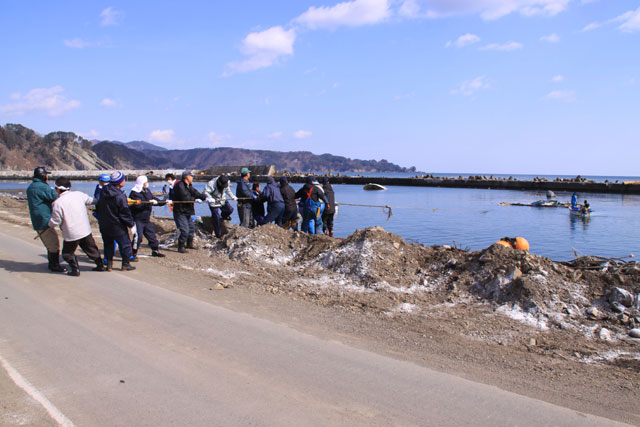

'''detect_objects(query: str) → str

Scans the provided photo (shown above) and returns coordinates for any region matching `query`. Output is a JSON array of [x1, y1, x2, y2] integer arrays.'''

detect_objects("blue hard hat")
[[99, 173, 111, 182]]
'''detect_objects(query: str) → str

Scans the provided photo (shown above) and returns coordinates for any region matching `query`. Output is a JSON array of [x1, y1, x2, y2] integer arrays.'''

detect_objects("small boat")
[[363, 183, 387, 191], [569, 205, 592, 217]]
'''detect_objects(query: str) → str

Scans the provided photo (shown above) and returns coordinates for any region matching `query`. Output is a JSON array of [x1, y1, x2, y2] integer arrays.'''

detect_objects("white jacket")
[[204, 177, 236, 207], [48, 191, 95, 241]]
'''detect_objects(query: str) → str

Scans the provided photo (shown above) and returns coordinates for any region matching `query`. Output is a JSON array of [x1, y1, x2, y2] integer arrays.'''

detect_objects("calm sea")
[[3, 173, 639, 261]]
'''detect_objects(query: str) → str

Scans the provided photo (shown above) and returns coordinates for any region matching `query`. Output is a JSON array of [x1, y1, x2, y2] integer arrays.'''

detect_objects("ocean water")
[[3, 179, 639, 261]]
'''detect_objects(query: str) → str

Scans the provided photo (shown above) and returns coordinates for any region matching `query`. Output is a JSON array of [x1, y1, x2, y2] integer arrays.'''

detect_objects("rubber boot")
[[178, 242, 188, 253], [48, 252, 67, 273], [92, 258, 106, 271], [121, 262, 136, 272], [131, 249, 139, 262], [151, 249, 165, 257], [186, 237, 197, 250], [66, 256, 80, 277]]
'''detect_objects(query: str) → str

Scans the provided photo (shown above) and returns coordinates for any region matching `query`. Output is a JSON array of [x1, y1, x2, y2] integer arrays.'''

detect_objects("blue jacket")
[[27, 178, 58, 230], [261, 179, 284, 204], [236, 178, 254, 200]]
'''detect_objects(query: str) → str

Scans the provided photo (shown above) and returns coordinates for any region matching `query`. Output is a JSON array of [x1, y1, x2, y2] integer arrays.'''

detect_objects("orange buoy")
[[515, 237, 530, 251]]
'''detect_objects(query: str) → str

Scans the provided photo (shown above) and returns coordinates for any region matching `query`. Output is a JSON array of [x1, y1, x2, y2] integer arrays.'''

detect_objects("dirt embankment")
[[2, 194, 639, 424]]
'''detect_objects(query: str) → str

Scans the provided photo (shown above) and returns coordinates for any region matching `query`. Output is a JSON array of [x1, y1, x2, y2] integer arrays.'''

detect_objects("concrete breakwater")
[[1, 169, 639, 195]]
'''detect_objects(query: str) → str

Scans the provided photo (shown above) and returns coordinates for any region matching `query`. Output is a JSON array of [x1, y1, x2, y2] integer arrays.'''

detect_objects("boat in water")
[[363, 183, 387, 191], [569, 205, 592, 217]]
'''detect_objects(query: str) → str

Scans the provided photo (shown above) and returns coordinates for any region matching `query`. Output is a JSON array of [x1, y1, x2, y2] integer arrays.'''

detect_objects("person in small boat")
[[581, 200, 590, 214], [571, 192, 578, 209]]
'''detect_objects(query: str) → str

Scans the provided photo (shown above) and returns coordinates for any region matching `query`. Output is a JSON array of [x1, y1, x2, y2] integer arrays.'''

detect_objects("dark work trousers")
[[102, 231, 133, 261], [62, 234, 102, 263], [174, 213, 195, 245], [238, 202, 253, 228], [322, 212, 334, 233], [281, 208, 298, 231], [135, 220, 159, 250], [263, 202, 285, 226], [209, 201, 234, 238]]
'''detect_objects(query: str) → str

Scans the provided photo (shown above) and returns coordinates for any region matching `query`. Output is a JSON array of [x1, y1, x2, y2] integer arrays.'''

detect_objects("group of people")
[[28, 167, 166, 276], [28, 166, 338, 276], [570, 192, 591, 213]]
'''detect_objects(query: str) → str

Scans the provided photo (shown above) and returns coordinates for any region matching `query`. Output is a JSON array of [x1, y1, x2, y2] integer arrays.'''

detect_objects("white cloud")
[[445, 33, 480, 48], [100, 7, 121, 27], [398, 0, 570, 20], [0, 86, 80, 116], [581, 7, 640, 33], [544, 90, 575, 102], [479, 41, 523, 51], [295, 0, 391, 30], [581, 21, 601, 32], [451, 76, 490, 97], [149, 129, 175, 143], [540, 33, 560, 43], [100, 98, 119, 108], [268, 131, 283, 139], [64, 38, 92, 48], [207, 131, 231, 146], [551, 74, 564, 82], [225, 26, 296, 75], [294, 130, 312, 139], [617, 7, 640, 33], [81, 129, 100, 139]]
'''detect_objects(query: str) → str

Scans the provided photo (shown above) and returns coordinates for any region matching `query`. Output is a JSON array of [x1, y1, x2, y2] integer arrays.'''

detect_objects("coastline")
[[1, 169, 639, 194]]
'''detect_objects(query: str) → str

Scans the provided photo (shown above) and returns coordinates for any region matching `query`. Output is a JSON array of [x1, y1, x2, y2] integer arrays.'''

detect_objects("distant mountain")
[[100, 140, 167, 152], [91, 143, 416, 173], [0, 124, 416, 173], [0, 124, 111, 170]]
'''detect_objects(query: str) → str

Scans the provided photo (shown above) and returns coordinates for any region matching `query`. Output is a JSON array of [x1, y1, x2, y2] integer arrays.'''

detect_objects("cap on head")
[[266, 176, 275, 184], [305, 176, 314, 184], [33, 166, 50, 180], [321, 177, 329, 184], [279, 177, 288, 185], [110, 170, 125, 185], [98, 173, 111, 183], [181, 170, 194, 180], [240, 167, 251, 176]]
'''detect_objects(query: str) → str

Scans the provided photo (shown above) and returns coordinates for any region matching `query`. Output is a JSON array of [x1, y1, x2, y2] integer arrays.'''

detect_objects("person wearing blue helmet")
[[94, 173, 111, 203]]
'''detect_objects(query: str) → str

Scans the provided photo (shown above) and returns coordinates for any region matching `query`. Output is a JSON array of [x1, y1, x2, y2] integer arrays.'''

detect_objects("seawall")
[[1, 170, 639, 195]]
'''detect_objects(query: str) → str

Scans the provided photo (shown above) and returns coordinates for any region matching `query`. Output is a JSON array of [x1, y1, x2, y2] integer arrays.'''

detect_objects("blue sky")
[[1, 0, 638, 175]]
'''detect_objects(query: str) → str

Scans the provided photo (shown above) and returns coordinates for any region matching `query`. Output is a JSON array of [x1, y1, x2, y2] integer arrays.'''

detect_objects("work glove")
[[167, 200, 173, 206], [196, 199, 203, 203], [129, 224, 137, 237], [232, 195, 238, 201], [151, 199, 158, 205]]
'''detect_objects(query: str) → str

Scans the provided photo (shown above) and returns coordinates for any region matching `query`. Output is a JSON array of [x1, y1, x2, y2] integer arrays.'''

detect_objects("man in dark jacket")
[[96, 170, 136, 271], [321, 177, 336, 237], [260, 176, 285, 225], [235, 167, 254, 228], [129, 175, 166, 259], [279, 177, 298, 230], [295, 176, 329, 234], [26, 166, 66, 273], [173, 170, 206, 253]]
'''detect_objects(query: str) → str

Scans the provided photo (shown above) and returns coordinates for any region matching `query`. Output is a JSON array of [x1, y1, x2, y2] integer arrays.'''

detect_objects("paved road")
[[0, 229, 626, 426]]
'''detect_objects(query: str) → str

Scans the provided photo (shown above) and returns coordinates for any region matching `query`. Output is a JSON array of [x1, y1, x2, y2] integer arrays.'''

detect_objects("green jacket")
[[27, 178, 58, 230]]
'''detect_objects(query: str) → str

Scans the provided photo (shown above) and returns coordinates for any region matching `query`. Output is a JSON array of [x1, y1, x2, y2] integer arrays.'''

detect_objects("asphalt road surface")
[[0, 228, 627, 426]]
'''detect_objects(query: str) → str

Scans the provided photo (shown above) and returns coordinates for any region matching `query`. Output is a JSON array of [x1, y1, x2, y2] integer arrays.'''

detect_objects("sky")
[[0, 0, 639, 176]]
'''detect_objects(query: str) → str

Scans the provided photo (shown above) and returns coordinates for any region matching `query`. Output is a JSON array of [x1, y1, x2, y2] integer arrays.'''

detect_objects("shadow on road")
[[0, 259, 50, 274]]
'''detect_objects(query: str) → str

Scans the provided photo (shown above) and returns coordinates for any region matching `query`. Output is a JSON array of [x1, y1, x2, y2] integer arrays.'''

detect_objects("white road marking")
[[0, 355, 75, 427]]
